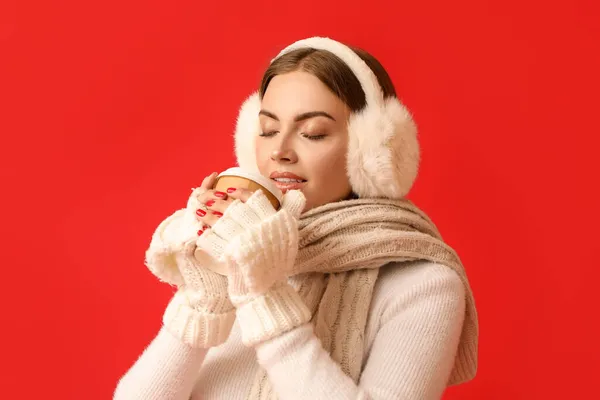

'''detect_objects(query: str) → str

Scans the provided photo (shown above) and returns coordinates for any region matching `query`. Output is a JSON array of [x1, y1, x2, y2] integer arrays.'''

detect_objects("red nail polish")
[[212, 211, 223, 217], [196, 209, 206, 217], [197, 229, 204, 236], [227, 187, 236, 193], [214, 191, 226, 198], [205, 200, 215, 207]]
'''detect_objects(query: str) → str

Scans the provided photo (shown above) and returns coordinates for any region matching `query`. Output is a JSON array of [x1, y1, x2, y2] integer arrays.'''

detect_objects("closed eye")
[[301, 133, 326, 141], [259, 131, 327, 141]]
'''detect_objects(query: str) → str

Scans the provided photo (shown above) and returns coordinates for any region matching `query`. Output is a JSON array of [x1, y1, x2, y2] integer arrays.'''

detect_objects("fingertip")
[[200, 172, 219, 189]]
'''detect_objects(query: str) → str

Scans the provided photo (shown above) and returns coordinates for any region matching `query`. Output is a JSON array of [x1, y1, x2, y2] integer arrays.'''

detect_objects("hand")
[[171, 171, 251, 311], [145, 171, 248, 285], [192, 183, 256, 234], [173, 239, 233, 314], [190, 172, 234, 234], [145, 171, 257, 348], [222, 189, 306, 301], [194, 183, 259, 263], [162, 233, 236, 349], [218, 190, 312, 346]]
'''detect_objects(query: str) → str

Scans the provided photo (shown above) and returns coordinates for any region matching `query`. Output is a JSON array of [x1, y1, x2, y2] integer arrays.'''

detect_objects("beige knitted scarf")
[[247, 197, 479, 399]]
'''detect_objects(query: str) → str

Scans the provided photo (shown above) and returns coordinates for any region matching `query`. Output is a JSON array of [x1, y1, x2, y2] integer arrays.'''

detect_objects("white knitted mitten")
[[221, 189, 312, 346], [162, 240, 235, 348], [145, 186, 212, 286], [144, 185, 235, 348]]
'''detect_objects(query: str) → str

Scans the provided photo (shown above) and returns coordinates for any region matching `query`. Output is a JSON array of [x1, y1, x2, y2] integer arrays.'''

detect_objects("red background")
[[1, 0, 599, 398]]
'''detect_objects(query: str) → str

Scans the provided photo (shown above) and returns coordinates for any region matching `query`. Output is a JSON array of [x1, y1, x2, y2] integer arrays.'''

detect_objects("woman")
[[114, 36, 479, 400]]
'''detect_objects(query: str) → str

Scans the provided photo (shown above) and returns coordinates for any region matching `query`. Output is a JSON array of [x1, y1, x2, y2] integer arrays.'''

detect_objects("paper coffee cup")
[[213, 167, 283, 210], [195, 167, 283, 275]]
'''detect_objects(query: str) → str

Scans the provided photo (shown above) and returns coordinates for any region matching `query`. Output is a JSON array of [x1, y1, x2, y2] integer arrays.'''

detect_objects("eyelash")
[[259, 131, 326, 141]]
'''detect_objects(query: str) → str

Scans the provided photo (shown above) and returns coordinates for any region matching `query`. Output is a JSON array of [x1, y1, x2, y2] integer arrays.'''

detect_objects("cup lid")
[[217, 167, 283, 203]]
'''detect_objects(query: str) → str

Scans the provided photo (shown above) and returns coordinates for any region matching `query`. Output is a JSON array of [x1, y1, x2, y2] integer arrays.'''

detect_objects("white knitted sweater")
[[114, 259, 466, 399]]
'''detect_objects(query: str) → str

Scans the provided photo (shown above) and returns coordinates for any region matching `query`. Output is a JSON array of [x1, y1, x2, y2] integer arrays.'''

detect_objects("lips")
[[269, 171, 307, 181], [270, 171, 307, 193]]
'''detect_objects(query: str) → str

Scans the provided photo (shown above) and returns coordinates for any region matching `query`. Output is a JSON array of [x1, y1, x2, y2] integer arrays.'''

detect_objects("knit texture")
[[145, 208, 194, 287], [246, 195, 478, 399], [225, 199, 299, 300], [155, 242, 236, 348], [234, 282, 312, 346], [131, 189, 478, 398], [194, 187, 287, 267], [163, 288, 236, 348], [114, 260, 467, 400], [144, 186, 240, 348], [214, 190, 311, 346]]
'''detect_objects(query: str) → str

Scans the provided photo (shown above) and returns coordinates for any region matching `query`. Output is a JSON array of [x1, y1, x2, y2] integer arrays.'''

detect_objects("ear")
[[234, 92, 261, 173]]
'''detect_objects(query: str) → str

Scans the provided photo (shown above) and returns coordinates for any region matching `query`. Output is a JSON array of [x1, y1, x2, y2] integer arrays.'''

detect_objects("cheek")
[[326, 139, 348, 175], [314, 149, 345, 178], [306, 141, 351, 201]]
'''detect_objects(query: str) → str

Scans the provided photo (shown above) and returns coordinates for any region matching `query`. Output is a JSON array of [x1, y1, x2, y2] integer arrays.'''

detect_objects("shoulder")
[[374, 260, 464, 303], [365, 260, 466, 346]]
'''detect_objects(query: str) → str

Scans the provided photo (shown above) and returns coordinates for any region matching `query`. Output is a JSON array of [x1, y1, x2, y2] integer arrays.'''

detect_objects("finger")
[[192, 190, 230, 217], [205, 198, 233, 214], [200, 172, 219, 191], [195, 219, 211, 234], [195, 189, 224, 205], [212, 190, 229, 200], [195, 209, 223, 230], [226, 187, 255, 203], [187, 173, 218, 209]]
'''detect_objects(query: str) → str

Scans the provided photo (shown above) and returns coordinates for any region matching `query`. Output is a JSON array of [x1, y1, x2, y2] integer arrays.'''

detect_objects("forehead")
[[261, 71, 349, 119]]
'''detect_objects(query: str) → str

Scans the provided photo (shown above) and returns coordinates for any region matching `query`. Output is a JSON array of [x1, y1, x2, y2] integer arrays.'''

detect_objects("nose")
[[270, 139, 298, 164], [271, 148, 298, 163]]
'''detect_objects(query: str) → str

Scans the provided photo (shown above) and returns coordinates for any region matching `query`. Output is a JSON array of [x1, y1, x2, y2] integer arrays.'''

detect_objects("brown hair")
[[258, 46, 397, 113]]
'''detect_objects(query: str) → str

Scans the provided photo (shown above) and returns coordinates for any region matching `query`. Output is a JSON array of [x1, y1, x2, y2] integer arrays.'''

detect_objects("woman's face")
[[256, 70, 353, 212]]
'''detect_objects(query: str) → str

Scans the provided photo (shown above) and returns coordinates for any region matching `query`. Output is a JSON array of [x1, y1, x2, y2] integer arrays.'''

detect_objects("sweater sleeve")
[[114, 284, 239, 400], [254, 263, 466, 400], [113, 326, 207, 400]]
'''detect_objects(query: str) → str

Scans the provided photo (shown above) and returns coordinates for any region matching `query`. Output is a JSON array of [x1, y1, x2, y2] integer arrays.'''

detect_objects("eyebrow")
[[259, 110, 336, 122]]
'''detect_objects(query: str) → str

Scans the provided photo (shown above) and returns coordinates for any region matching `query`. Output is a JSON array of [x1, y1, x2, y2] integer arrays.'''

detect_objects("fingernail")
[[227, 187, 236, 193], [205, 200, 215, 207], [214, 191, 226, 198], [197, 229, 204, 236], [196, 209, 206, 217], [212, 211, 223, 217]]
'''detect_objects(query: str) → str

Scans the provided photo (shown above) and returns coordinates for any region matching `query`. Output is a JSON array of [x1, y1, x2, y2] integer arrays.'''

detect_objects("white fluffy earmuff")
[[233, 37, 420, 199]]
